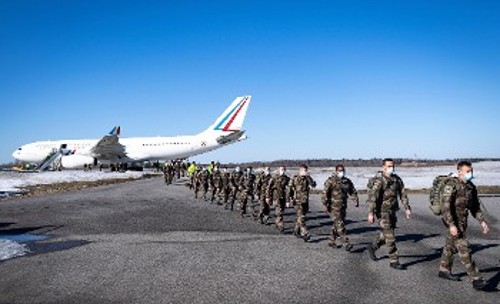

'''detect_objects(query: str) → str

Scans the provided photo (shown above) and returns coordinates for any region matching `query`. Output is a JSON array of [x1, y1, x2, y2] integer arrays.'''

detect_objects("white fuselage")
[[12, 133, 239, 165]]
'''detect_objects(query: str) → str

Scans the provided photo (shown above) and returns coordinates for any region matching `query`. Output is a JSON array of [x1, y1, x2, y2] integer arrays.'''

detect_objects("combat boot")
[[438, 271, 461, 282], [389, 261, 405, 270], [302, 234, 310, 242], [344, 243, 353, 252], [472, 279, 487, 291], [367, 244, 377, 261]]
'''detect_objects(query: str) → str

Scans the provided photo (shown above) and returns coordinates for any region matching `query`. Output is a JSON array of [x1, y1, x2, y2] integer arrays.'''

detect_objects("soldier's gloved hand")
[[405, 209, 412, 219], [266, 198, 270, 204], [286, 201, 292, 208]]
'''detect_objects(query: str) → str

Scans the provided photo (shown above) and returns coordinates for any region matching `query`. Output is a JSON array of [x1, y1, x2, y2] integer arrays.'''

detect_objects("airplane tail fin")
[[204, 96, 251, 134], [108, 126, 121, 137]]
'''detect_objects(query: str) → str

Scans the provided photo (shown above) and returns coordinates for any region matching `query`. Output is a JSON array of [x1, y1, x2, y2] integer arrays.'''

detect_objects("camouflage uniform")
[[193, 168, 202, 198], [239, 171, 257, 217], [220, 171, 232, 208], [367, 172, 410, 264], [164, 163, 174, 185], [439, 177, 487, 281], [229, 170, 244, 211], [266, 172, 291, 231], [195, 169, 210, 200], [289, 174, 317, 239], [255, 171, 273, 224], [322, 174, 359, 249], [210, 169, 223, 205]]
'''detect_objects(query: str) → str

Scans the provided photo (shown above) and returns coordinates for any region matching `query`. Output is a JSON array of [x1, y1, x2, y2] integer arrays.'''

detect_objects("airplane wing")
[[90, 126, 127, 158]]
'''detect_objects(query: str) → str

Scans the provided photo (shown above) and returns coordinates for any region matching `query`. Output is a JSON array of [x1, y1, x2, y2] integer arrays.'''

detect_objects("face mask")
[[235, 167, 240, 172], [279, 169, 285, 175], [299, 169, 307, 176], [337, 171, 344, 178], [386, 167, 394, 176], [264, 169, 270, 175], [464, 172, 473, 181]]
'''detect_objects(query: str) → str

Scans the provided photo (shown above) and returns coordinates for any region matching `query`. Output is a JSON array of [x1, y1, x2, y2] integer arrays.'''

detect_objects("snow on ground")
[[0, 239, 30, 261], [0, 170, 147, 193], [301, 161, 500, 190]]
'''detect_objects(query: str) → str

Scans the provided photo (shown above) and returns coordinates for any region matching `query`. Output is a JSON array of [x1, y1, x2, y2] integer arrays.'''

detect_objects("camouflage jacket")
[[239, 172, 256, 194], [289, 174, 316, 204], [197, 170, 211, 185], [211, 170, 223, 188], [267, 173, 291, 200], [230, 171, 244, 190], [322, 175, 358, 207], [441, 177, 486, 232], [221, 172, 231, 189], [367, 173, 410, 216], [255, 173, 272, 198]]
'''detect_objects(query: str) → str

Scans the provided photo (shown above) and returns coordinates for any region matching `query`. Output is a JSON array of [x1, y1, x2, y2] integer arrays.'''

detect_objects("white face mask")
[[464, 172, 474, 181], [299, 169, 307, 176], [235, 167, 240, 172], [279, 169, 286, 175], [337, 171, 344, 178], [385, 167, 394, 176]]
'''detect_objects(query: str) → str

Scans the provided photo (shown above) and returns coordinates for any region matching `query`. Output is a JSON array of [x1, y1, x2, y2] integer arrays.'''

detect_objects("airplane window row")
[[142, 142, 188, 146]]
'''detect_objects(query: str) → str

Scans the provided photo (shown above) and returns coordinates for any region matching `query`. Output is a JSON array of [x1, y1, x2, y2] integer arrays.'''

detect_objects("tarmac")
[[0, 177, 499, 304]]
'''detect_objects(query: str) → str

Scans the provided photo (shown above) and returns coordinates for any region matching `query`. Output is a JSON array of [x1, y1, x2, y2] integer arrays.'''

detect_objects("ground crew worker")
[[239, 167, 256, 218], [188, 162, 197, 189], [255, 167, 273, 224], [367, 158, 411, 270], [289, 164, 317, 242], [229, 167, 243, 211], [438, 161, 490, 291], [266, 166, 291, 232], [322, 164, 359, 251]]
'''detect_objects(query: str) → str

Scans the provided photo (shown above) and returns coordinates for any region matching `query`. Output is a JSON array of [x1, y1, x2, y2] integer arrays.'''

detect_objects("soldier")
[[289, 164, 317, 241], [266, 166, 291, 232], [220, 167, 232, 209], [322, 164, 359, 251], [193, 167, 202, 198], [255, 167, 273, 224], [210, 165, 223, 205], [438, 161, 490, 291], [198, 167, 211, 201], [164, 162, 174, 185], [367, 158, 411, 270], [239, 167, 257, 218], [229, 167, 243, 211]]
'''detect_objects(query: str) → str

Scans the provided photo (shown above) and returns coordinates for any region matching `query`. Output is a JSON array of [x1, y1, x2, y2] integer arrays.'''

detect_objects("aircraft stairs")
[[37, 147, 64, 171]]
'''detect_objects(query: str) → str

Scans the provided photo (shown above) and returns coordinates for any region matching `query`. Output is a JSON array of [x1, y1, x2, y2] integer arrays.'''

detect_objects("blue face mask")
[[464, 172, 474, 181]]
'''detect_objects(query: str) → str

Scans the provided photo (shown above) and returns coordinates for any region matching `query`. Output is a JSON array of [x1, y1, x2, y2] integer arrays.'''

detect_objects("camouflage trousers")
[[258, 197, 271, 221], [219, 187, 231, 205], [373, 214, 398, 263], [274, 198, 286, 229], [239, 192, 256, 216], [164, 173, 173, 185], [439, 229, 482, 280], [210, 187, 223, 204], [294, 202, 309, 236], [328, 207, 349, 245], [194, 183, 209, 199]]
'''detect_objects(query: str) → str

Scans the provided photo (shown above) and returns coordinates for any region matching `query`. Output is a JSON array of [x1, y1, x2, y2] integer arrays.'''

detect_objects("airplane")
[[12, 96, 251, 169]]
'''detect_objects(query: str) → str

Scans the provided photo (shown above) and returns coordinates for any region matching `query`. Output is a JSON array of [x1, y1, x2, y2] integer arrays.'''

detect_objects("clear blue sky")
[[1, 1, 499, 164]]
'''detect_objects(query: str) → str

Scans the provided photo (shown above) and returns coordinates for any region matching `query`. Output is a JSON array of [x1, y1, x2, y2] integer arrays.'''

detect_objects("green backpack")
[[366, 173, 384, 217], [429, 174, 453, 215]]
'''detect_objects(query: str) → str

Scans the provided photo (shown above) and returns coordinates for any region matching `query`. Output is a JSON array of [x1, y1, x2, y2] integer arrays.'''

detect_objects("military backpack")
[[429, 174, 453, 216]]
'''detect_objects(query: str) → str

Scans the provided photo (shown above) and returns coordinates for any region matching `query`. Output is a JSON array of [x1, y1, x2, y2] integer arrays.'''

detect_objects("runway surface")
[[0, 177, 498, 303]]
